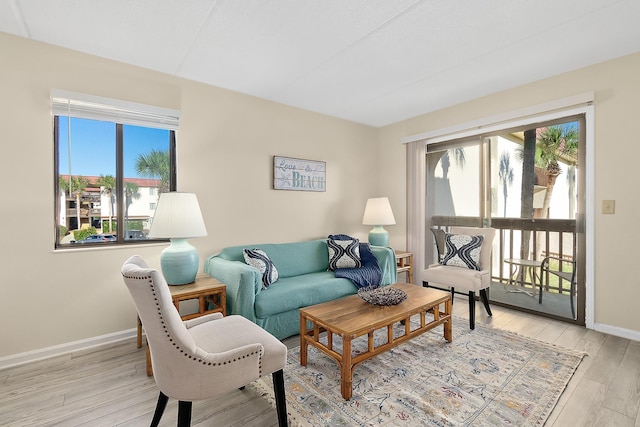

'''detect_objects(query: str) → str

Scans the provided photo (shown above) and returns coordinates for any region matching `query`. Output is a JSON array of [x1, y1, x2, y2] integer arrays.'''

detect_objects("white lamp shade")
[[362, 197, 396, 226], [148, 192, 207, 239]]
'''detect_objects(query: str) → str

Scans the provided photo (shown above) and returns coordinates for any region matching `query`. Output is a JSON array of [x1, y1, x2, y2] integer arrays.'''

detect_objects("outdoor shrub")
[[74, 227, 97, 241], [128, 220, 143, 230], [102, 221, 117, 232]]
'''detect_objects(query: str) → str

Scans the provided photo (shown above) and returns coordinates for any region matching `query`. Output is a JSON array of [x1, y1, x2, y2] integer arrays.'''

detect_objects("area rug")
[[251, 315, 584, 426]]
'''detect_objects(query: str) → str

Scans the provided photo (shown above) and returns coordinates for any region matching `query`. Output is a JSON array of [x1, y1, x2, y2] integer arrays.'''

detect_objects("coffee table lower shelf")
[[299, 283, 452, 400]]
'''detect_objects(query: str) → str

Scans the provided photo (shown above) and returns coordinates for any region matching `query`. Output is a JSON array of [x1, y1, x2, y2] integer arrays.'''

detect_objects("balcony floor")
[[489, 281, 575, 320]]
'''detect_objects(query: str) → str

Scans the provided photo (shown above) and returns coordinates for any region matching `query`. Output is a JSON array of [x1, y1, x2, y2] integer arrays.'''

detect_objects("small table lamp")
[[148, 192, 208, 285], [362, 197, 396, 246]]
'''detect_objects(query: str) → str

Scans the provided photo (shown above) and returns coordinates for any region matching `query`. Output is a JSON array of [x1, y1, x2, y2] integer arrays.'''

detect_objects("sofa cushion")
[[327, 235, 362, 270], [254, 272, 356, 318], [243, 248, 279, 288], [217, 240, 330, 277], [441, 233, 484, 270]]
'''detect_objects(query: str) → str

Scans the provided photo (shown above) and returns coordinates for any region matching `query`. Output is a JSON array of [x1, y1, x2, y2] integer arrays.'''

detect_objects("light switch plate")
[[602, 200, 615, 214]]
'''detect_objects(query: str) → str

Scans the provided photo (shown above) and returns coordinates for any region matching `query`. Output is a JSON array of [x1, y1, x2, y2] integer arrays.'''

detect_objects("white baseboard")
[[0, 328, 137, 370], [593, 322, 640, 342]]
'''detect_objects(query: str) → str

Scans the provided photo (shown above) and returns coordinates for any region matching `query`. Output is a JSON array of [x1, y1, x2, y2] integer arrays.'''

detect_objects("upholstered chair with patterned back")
[[121, 255, 288, 427], [422, 226, 497, 330]]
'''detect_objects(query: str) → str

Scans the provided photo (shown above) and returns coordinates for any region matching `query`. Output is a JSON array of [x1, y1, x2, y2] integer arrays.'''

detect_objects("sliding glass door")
[[426, 116, 585, 324]]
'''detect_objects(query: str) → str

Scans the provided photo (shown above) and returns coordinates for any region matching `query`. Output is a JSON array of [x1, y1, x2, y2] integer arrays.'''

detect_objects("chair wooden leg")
[[468, 291, 476, 330], [450, 287, 455, 305], [151, 392, 169, 427], [479, 289, 492, 316], [177, 401, 192, 427], [272, 369, 288, 427]]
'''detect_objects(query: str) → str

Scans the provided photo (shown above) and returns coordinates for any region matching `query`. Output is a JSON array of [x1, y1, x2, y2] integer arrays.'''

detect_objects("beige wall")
[[379, 52, 640, 336], [2, 30, 639, 360], [0, 33, 386, 358]]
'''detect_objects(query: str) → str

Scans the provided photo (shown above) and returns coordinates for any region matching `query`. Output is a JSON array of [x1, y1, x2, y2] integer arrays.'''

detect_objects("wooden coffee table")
[[299, 282, 452, 400]]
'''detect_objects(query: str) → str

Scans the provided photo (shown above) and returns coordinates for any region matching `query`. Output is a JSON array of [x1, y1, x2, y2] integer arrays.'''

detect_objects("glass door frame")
[[425, 115, 586, 325]]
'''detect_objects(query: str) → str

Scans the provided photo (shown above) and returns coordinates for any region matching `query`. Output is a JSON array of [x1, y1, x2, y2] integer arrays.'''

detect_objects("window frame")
[[52, 91, 178, 249]]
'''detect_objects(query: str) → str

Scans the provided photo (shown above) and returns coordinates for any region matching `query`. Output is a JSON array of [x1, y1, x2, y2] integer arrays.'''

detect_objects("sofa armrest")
[[370, 245, 398, 285], [204, 256, 261, 322]]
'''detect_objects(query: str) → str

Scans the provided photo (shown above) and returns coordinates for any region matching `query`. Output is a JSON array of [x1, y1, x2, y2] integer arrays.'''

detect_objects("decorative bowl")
[[358, 286, 407, 306]]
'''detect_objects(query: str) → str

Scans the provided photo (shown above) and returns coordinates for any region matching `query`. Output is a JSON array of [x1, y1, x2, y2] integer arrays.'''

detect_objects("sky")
[[57, 117, 170, 179]]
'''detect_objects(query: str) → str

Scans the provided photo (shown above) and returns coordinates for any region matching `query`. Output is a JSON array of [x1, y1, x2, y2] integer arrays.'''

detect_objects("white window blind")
[[51, 89, 180, 130]]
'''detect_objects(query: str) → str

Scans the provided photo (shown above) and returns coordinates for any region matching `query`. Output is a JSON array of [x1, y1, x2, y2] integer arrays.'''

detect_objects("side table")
[[137, 274, 227, 376], [395, 250, 413, 284], [503, 258, 542, 298]]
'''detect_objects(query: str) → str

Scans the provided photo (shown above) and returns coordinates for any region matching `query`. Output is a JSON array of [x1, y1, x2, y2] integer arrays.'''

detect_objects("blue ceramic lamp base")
[[160, 238, 199, 285], [368, 226, 389, 247]]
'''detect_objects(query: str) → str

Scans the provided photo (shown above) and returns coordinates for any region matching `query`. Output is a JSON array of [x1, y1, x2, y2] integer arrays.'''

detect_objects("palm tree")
[[520, 129, 537, 261], [59, 175, 89, 231], [135, 149, 170, 193], [440, 148, 466, 180], [536, 125, 578, 218], [96, 174, 116, 232], [124, 181, 141, 233], [498, 151, 514, 218]]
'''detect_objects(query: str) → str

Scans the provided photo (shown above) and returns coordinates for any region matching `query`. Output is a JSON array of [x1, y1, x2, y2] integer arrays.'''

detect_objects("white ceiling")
[[2, 0, 640, 127]]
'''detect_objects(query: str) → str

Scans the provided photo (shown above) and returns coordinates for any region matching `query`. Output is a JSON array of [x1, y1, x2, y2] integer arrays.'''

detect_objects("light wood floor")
[[2, 297, 639, 426]]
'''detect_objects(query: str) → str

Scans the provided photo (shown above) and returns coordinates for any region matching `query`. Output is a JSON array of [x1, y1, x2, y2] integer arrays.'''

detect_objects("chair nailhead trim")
[[125, 274, 264, 369]]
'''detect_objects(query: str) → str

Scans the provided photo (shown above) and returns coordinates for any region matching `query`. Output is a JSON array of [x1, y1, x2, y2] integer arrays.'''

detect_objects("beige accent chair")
[[121, 256, 288, 427], [422, 227, 497, 330]]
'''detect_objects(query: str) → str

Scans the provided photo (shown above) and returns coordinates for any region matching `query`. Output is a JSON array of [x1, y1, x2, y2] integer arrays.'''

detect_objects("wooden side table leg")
[[198, 295, 206, 314], [146, 344, 153, 376], [137, 316, 142, 348]]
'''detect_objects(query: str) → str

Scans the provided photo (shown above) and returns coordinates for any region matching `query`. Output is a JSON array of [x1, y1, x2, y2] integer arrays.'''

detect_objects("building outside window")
[[52, 91, 179, 247]]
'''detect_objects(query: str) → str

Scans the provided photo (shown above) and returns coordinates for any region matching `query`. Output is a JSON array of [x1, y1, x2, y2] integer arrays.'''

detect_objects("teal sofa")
[[204, 239, 397, 339]]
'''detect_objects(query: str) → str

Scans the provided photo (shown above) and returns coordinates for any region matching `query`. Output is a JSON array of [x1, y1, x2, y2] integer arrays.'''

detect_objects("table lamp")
[[148, 192, 208, 285], [362, 197, 396, 246]]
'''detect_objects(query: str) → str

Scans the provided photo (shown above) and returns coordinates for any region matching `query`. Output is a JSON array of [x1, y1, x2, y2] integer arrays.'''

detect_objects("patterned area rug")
[[252, 315, 584, 426]]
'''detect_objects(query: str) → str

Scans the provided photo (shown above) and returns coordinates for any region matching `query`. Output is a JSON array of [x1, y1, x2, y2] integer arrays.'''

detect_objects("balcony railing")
[[431, 216, 576, 296], [66, 208, 102, 218]]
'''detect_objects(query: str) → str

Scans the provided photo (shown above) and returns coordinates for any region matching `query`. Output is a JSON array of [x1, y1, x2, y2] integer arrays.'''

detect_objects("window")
[[53, 91, 179, 247]]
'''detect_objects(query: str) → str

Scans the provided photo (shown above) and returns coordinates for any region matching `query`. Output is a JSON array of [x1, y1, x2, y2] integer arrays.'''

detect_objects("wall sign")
[[273, 156, 326, 192]]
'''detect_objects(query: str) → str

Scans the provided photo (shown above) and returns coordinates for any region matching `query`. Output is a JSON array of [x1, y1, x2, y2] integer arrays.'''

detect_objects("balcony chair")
[[540, 255, 577, 318], [422, 226, 497, 330], [121, 256, 288, 427]]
